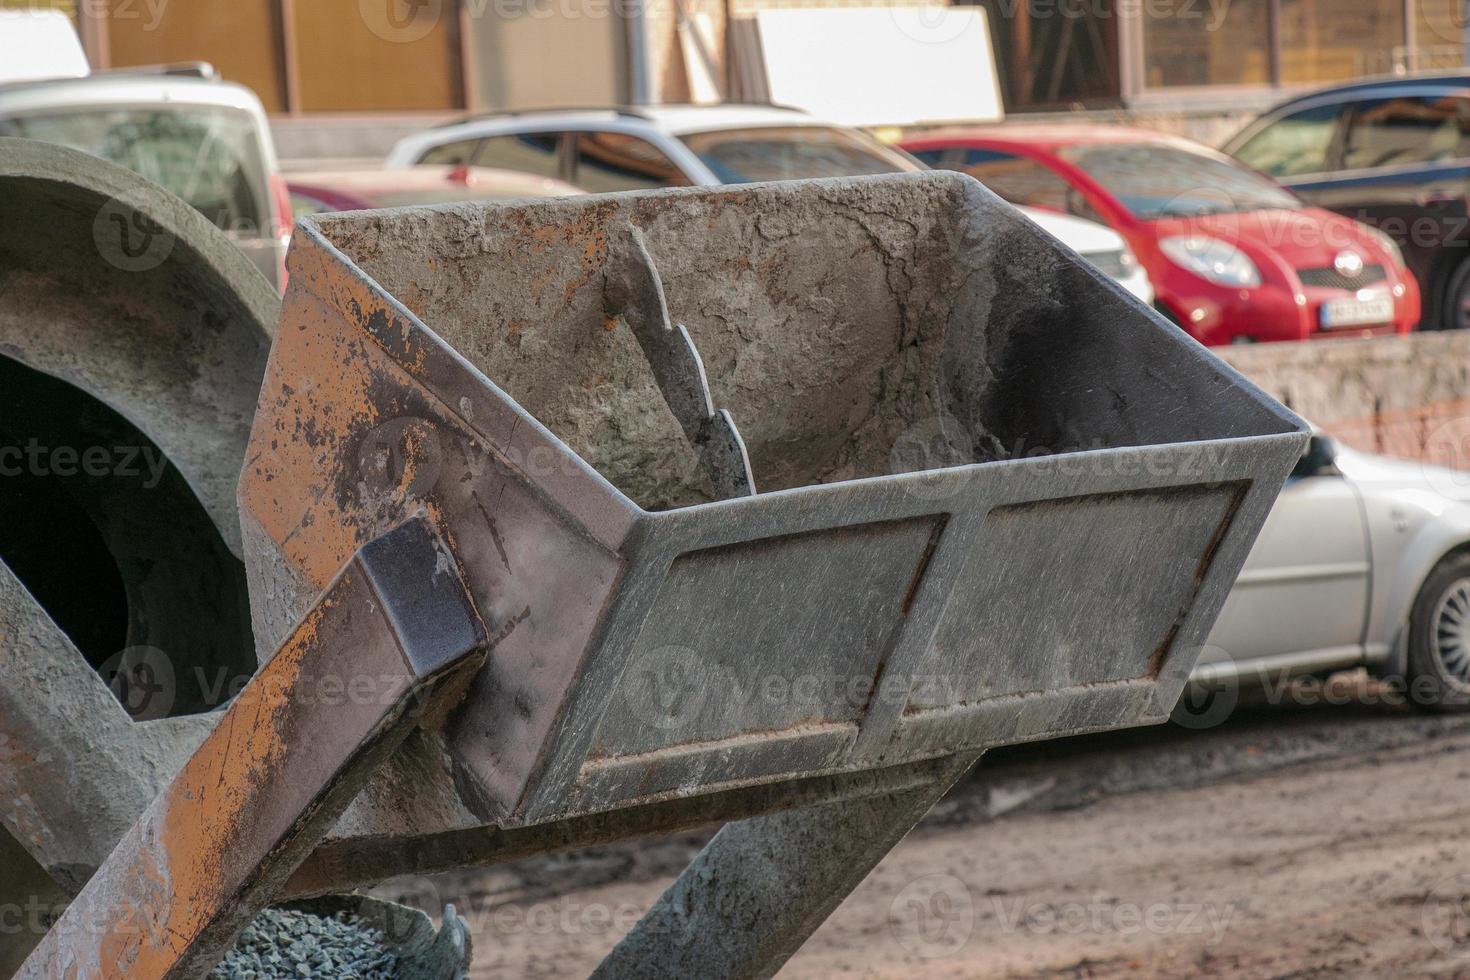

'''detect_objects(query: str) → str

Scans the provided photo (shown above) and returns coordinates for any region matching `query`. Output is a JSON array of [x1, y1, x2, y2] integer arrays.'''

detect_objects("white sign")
[[0, 10, 90, 86], [751, 7, 1003, 127]]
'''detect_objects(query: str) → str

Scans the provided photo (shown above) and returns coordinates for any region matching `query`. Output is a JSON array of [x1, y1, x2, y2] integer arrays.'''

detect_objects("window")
[[1232, 103, 1344, 178], [289, 191, 332, 219], [573, 132, 688, 192], [1143, 0, 1270, 88], [1060, 143, 1300, 220], [0, 105, 266, 236], [678, 127, 917, 184], [1341, 96, 1470, 171], [1137, 0, 1433, 92], [954, 149, 1074, 213], [471, 133, 562, 180], [1279, 0, 1405, 84], [418, 139, 479, 166], [907, 148, 951, 169]]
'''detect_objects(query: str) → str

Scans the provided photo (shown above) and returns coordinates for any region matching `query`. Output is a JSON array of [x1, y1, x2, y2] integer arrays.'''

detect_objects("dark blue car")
[[1225, 73, 1470, 331]]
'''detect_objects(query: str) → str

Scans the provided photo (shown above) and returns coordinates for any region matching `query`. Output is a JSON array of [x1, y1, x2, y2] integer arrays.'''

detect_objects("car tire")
[[1406, 552, 1470, 712], [1440, 257, 1470, 332]]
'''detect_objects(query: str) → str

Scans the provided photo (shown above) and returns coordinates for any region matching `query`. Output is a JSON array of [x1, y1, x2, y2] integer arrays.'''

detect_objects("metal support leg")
[[591, 750, 982, 980], [17, 515, 486, 980]]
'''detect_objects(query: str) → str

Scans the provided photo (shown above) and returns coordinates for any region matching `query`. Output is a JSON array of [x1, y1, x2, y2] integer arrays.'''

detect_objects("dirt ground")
[[387, 675, 1470, 978]]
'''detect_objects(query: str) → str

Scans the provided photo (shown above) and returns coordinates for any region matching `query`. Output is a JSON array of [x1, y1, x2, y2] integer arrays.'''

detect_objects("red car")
[[902, 126, 1421, 345]]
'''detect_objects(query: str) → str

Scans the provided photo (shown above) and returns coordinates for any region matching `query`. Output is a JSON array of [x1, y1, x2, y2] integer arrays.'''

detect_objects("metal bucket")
[[240, 171, 1307, 829]]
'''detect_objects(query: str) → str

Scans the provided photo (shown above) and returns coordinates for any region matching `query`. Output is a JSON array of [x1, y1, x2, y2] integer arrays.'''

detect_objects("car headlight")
[[1159, 235, 1262, 288], [1363, 224, 1406, 268]]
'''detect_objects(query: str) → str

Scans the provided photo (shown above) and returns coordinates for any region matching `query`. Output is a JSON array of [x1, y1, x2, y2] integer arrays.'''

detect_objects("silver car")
[[1198, 432, 1470, 710], [0, 66, 288, 289]]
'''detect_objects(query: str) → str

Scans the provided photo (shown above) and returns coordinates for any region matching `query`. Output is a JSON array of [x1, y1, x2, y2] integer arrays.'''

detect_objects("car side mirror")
[[1291, 434, 1341, 479]]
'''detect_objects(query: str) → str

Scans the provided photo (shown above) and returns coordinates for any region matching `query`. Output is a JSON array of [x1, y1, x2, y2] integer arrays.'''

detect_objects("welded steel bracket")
[[16, 516, 486, 980], [604, 225, 756, 499], [592, 750, 983, 980]]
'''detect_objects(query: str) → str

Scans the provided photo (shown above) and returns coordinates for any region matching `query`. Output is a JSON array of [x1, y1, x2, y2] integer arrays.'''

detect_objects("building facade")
[[974, 0, 1470, 111], [7, 0, 1469, 126]]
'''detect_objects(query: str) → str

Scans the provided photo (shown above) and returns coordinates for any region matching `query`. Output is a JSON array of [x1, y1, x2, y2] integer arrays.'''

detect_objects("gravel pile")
[[211, 907, 400, 979]]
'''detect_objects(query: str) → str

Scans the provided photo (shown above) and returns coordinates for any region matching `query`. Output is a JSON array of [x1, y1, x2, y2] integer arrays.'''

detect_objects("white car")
[[386, 104, 919, 189], [1198, 433, 1470, 711], [1017, 206, 1153, 305], [388, 105, 1152, 297], [0, 67, 289, 289]]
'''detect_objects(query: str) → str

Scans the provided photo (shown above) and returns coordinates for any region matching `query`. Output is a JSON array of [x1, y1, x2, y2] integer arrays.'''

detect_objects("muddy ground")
[[384, 674, 1470, 978]]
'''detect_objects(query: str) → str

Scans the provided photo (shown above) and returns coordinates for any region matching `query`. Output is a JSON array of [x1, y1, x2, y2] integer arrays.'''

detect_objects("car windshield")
[[1058, 142, 1300, 219], [678, 126, 919, 183], [0, 105, 266, 235]]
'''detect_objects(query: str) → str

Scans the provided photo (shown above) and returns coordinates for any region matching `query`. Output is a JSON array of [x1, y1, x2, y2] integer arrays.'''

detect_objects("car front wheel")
[[1441, 257, 1470, 331], [1407, 553, 1470, 711]]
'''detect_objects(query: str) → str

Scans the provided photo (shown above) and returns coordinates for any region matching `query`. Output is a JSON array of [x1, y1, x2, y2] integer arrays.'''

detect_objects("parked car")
[[387, 106, 1152, 296], [287, 165, 581, 217], [1224, 74, 1470, 331], [1197, 432, 1470, 711], [0, 66, 290, 289], [903, 126, 1420, 345], [1017, 206, 1154, 304], [384, 104, 922, 189]]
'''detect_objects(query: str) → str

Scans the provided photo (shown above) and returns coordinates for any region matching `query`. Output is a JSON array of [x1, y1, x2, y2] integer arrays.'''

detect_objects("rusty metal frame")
[[1, 169, 1315, 977], [238, 173, 1308, 838], [16, 516, 486, 979]]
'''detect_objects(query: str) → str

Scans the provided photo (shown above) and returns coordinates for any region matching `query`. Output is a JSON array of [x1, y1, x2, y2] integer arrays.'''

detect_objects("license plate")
[[1320, 294, 1393, 328]]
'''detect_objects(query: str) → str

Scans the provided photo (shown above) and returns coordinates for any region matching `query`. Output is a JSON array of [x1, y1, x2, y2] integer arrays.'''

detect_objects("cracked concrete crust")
[[312, 172, 1063, 510]]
